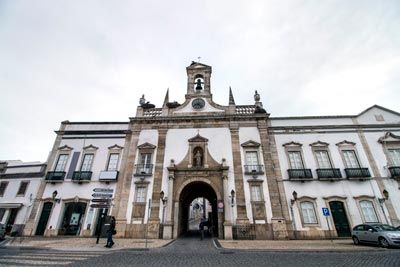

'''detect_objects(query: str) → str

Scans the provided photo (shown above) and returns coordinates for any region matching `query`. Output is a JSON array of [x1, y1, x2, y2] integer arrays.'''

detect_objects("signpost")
[[322, 207, 332, 242], [91, 188, 113, 244]]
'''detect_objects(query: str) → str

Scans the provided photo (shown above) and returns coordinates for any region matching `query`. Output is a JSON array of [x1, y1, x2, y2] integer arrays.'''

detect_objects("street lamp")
[[378, 189, 390, 225], [290, 190, 298, 239], [52, 190, 60, 203], [290, 191, 298, 206]]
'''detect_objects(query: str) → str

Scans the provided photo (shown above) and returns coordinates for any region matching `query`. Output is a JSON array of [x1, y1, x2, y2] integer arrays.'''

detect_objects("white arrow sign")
[[93, 188, 114, 193], [92, 193, 113, 198]]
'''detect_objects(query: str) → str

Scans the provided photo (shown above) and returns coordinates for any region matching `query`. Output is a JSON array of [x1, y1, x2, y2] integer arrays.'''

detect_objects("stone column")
[[24, 122, 67, 236], [222, 174, 233, 239], [112, 126, 140, 237], [163, 174, 174, 239], [258, 119, 290, 240], [147, 128, 168, 238], [229, 125, 249, 224]]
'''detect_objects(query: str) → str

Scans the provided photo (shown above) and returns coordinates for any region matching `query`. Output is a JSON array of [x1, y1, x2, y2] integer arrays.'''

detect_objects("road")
[[0, 237, 399, 267]]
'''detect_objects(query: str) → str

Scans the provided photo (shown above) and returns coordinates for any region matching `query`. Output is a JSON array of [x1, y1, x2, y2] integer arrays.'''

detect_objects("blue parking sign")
[[322, 208, 330, 216]]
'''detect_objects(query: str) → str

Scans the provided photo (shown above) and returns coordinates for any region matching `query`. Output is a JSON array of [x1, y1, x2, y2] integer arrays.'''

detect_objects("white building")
[[23, 62, 400, 240], [0, 160, 46, 235]]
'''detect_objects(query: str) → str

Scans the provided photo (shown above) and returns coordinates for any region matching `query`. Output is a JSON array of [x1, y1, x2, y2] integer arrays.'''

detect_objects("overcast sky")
[[1, 0, 399, 162]]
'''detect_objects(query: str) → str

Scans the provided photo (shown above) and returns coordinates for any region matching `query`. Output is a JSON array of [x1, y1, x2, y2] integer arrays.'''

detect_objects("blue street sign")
[[322, 207, 330, 216]]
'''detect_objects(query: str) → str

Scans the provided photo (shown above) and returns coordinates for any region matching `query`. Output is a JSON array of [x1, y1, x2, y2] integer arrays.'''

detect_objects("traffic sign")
[[90, 204, 110, 208], [92, 193, 113, 198], [93, 188, 113, 193], [322, 207, 330, 216]]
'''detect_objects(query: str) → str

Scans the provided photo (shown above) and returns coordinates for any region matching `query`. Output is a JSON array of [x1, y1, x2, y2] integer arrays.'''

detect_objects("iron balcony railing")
[[344, 168, 371, 179], [71, 171, 92, 182], [316, 168, 342, 180], [244, 165, 264, 175], [388, 166, 400, 178], [99, 170, 119, 181], [288, 169, 313, 180], [45, 171, 66, 182], [134, 164, 154, 176]]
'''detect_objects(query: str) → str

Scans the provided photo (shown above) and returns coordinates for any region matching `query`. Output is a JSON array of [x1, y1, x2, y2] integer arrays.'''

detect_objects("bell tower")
[[186, 61, 212, 99]]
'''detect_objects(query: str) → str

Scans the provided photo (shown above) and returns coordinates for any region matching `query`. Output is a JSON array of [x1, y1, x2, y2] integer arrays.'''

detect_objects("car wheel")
[[352, 236, 360, 245], [379, 237, 390, 248]]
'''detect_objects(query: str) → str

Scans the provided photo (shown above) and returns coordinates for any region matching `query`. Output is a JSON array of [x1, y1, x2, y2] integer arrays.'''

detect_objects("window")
[[388, 149, 400, 166], [246, 151, 259, 165], [315, 150, 332, 168], [54, 154, 69, 171], [342, 150, 360, 168], [17, 181, 29, 196], [250, 185, 262, 201], [360, 200, 378, 223], [135, 187, 147, 203], [0, 182, 8, 197], [80, 154, 94, 171], [288, 151, 304, 169], [300, 201, 317, 224], [107, 153, 120, 171], [139, 153, 152, 174]]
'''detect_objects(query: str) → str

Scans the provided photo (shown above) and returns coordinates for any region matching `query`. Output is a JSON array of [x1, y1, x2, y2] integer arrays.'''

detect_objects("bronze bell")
[[195, 79, 203, 91]]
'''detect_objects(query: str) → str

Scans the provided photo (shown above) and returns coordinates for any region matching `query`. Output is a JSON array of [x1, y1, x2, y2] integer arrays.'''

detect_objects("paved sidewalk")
[[5, 236, 173, 251], [218, 239, 386, 251]]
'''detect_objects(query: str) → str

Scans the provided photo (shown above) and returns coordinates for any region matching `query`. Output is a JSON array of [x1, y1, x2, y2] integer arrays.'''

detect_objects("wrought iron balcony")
[[134, 164, 153, 176], [244, 165, 264, 175], [99, 170, 119, 182], [344, 168, 371, 179], [316, 168, 342, 180], [45, 171, 66, 182], [288, 169, 313, 180], [388, 166, 400, 178], [71, 171, 92, 182]]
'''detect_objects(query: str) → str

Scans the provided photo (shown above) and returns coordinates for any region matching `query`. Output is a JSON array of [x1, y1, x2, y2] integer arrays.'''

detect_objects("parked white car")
[[352, 224, 400, 248]]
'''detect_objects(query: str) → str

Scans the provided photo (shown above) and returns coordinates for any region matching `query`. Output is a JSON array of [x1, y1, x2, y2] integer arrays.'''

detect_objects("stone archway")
[[177, 181, 220, 238]]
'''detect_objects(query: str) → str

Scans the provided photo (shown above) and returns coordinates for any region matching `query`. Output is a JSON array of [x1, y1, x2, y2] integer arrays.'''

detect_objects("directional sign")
[[92, 193, 113, 198], [92, 198, 111, 203], [322, 207, 330, 216], [90, 204, 110, 209], [93, 188, 113, 193]]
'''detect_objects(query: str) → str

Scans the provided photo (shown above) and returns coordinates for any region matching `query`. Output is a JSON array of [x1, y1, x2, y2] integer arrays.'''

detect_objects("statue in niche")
[[194, 148, 203, 167]]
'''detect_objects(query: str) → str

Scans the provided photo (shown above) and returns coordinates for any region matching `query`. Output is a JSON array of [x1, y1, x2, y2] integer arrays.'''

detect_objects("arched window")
[[360, 200, 378, 223], [300, 201, 317, 224]]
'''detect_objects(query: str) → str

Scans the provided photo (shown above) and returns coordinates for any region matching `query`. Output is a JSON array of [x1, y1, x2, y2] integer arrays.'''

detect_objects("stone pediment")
[[137, 142, 156, 149], [282, 141, 302, 147], [83, 144, 99, 150], [378, 132, 400, 143], [309, 141, 329, 147], [108, 144, 124, 150], [241, 140, 261, 148], [188, 134, 208, 143], [58, 145, 73, 151], [335, 140, 356, 146]]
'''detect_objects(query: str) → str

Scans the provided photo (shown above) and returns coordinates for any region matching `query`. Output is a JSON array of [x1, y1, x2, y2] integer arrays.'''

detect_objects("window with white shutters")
[[315, 150, 332, 168], [80, 154, 94, 171], [360, 200, 378, 223], [54, 154, 69, 171], [342, 150, 360, 168], [288, 151, 304, 169], [300, 201, 317, 224]]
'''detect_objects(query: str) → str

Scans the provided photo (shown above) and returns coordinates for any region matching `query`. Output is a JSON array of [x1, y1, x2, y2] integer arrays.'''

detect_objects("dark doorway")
[[35, 202, 53, 235], [94, 208, 108, 237], [329, 201, 351, 237], [60, 202, 87, 235], [179, 181, 219, 238], [5, 209, 19, 234]]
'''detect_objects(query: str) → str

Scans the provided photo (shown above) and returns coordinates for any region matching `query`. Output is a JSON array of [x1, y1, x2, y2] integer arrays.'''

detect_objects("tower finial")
[[197, 56, 201, 63], [229, 86, 236, 105], [163, 88, 169, 107]]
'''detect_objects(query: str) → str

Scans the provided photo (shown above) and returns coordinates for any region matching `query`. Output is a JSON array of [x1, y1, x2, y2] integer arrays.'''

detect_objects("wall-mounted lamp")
[[383, 189, 389, 200], [52, 190, 61, 203], [230, 190, 235, 207], [290, 190, 298, 206], [160, 190, 168, 205]]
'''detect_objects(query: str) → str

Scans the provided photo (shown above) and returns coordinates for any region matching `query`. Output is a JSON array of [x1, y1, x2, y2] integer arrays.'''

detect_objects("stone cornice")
[[378, 132, 400, 143], [241, 140, 261, 148]]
